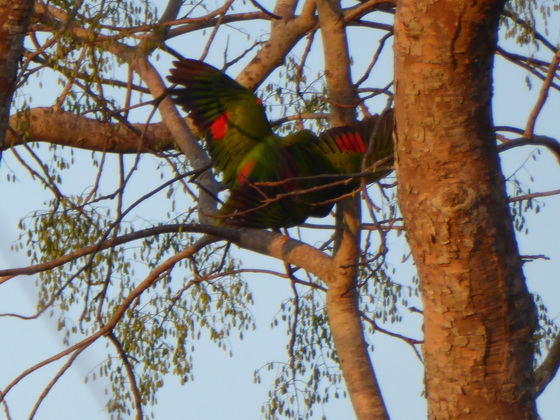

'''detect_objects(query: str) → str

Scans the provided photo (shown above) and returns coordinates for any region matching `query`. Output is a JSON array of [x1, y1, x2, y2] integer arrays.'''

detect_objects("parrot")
[[167, 59, 394, 228]]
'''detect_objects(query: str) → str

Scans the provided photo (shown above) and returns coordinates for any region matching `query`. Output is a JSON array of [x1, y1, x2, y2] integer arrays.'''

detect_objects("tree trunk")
[[0, 0, 34, 148], [394, 0, 537, 418]]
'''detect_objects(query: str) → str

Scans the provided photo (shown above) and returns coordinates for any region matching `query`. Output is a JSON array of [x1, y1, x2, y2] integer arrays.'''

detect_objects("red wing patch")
[[335, 132, 366, 153], [353, 133, 366, 153], [211, 112, 229, 140], [238, 159, 257, 186], [336, 133, 352, 152]]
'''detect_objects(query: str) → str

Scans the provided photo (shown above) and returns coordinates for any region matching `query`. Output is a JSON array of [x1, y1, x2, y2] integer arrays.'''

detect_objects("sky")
[[1, 1, 560, 419]]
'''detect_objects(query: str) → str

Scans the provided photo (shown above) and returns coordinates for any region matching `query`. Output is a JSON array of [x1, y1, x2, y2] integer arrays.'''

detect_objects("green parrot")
[[167, 59, 393, 228]]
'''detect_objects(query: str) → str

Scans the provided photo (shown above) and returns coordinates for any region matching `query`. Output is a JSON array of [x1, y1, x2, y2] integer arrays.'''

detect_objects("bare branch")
[[198, 0, 234, 62], [247, 0, 282, 19], [343, 0, 395, 23], [509, 189, 560, 203], [355, 32, 393, 87], [4, 107, 175, 153], [360, 311, 423, 361], [107, 332, 143, 420], [496, 133, 560, 164], [28, 347, 86, 419], [165, 12, 272, 41], [496, 48, 560, 93], [524, 51, 560, 138], [536, 331, 560, 396], [317, 0, 389, 418]]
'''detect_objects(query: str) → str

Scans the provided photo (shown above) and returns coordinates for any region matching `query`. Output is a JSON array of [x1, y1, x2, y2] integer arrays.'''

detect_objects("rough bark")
[[318, 1, 388, 419], [394, 0, 537, 418], [0, 0, 34, 148]]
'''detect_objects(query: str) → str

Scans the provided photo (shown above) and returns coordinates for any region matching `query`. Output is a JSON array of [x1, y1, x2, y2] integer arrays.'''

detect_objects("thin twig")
[[509, 189, 560, 203], [360, 311, 423, 362], [107, 332, 143, 420], [28, 347, 86, 419], [0, 237, 214, 403], [497, 133, 560, 164], [524, 51, 560, 138]]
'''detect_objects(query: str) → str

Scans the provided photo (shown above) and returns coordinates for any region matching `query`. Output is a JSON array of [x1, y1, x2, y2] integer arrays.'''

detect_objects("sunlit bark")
[[318, 0, 388, 418], [394, 0, 538, 418]]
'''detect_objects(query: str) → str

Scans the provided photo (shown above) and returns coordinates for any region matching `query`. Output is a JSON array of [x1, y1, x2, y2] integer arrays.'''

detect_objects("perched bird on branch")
[[168, 59, 394, 228]]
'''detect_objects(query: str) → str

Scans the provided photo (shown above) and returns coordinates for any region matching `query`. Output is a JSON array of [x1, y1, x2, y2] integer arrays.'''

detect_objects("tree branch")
[[496, 133, 560, 164], [236, 0, 318, 90], [317, 1, 388, 419], [524, 50, 560, 138], [509, 189, 560, 203], [4, 107, 175, 153], [1, 223, 335, 288], [536, 331, 560, 396]]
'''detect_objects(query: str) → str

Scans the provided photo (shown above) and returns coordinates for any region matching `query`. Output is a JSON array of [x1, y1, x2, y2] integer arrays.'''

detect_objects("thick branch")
[[236, 0, 395, 90], [237, 0, 318, 89], [3, 107, 175, 153], [317, 1, 388, 419]]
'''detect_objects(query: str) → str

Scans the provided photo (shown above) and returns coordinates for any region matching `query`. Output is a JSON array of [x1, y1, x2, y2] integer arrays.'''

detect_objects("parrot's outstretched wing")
[[317, 110, 394, 186], [168, 59, 274, 186]]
